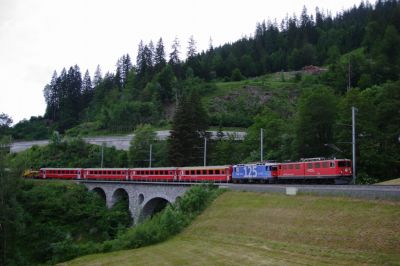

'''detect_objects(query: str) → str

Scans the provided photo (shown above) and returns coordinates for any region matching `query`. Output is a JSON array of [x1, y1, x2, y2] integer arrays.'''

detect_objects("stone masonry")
[[80, 181, 191, 225]]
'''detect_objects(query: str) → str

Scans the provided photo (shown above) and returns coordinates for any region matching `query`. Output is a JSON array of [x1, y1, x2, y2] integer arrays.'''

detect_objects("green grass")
[[377, 178, 400, 185], [61, 192, 400, 265]]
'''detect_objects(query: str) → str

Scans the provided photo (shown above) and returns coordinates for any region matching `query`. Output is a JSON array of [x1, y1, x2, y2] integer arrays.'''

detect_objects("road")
[[220, 183, 400, 200], [10, 130, 246, 153]]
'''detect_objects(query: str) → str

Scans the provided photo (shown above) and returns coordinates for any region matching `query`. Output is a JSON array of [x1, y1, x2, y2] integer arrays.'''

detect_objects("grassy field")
[[377, 178, 400, 185], [61, 192, 400, 265]]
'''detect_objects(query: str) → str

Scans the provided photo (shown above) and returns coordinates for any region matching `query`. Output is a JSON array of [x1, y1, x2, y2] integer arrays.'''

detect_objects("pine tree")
[[154, 38, 166, 73], [82, 69, 93, 107], [44, 70, 58, 120], [169, 37, 180, 65], [168, 89, 208, 166], [93, 65, 102, 87], [169, 37, 182, 79], [187, 35, 197, 59]]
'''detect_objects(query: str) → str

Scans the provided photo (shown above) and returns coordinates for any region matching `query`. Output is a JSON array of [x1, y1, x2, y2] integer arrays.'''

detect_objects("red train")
[[35, 158, 352, 184]]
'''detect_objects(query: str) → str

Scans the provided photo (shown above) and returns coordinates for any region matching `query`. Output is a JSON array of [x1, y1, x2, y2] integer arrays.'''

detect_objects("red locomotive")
[[277, 158, 352, 184]]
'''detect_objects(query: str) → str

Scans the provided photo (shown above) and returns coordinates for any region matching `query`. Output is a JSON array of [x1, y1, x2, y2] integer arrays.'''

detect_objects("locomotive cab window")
[[330, 162, 335, 168]]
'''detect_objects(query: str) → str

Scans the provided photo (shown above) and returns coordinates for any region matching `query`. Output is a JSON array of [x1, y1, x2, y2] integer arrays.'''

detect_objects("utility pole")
[[352, 106, 357, 184], [204, 137, 207, 166], [149, 144, 152, 168], [348, 58, 351, 90], [100, 144, 104, 168], [260, 128, 264, 162]]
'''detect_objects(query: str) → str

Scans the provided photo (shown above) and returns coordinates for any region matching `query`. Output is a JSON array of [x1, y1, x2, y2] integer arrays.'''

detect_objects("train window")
[[322, 162, 328, 168], [289, 165, 293, 169], [338, 161, 346, 167], [330, 162, 335, 168], [307, 163, 313, 169], [279, 165, 282, 169], [346, 161, 351, 167], [315, 163, 320, 168], [215, 170, 220, 174], [295, 164, 300, 169], [283, 165, 287, 170], [222, 170, 225, 174], [190, 170, 195, 175]]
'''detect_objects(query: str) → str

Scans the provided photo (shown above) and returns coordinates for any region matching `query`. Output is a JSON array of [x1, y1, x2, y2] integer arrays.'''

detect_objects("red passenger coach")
[[40, 168, 82, 179], [178, 166, 232, 182], [130, 167, 178, 182], [83, 168, 129, 181]]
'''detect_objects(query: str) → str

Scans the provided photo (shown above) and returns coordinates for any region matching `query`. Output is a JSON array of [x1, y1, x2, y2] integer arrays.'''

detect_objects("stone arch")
[[139, 197, 170, 222], [138, 193, 144, 205], [91, 187, 106, 203], [111, 188, 130, 208]]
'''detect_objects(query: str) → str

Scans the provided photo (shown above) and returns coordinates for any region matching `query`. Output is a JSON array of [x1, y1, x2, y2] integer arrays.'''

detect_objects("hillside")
[[62, 192, 400, 265]]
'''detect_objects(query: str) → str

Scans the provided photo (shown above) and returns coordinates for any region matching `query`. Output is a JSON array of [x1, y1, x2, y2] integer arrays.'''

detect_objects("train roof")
[[280, 158, 351, 164], [41, 167, 83, 170], [83, 168, 129, 170], [179, 165, 230, 170], [233, 162, 278, 167], [130, 167, 178, 170]]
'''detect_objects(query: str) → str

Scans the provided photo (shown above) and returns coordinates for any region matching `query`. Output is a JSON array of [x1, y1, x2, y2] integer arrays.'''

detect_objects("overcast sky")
[[0, 0, 363, 124]]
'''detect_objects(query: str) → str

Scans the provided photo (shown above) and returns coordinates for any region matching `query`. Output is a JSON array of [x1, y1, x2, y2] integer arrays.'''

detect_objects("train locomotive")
[[34, 158, 352, 184]]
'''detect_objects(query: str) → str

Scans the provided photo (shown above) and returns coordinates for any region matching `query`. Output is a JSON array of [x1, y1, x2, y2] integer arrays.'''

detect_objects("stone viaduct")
[[79, 181, 192, 225]]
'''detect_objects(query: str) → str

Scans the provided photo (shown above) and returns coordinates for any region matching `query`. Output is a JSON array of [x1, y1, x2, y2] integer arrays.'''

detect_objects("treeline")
[[7, 0, 396, 136]]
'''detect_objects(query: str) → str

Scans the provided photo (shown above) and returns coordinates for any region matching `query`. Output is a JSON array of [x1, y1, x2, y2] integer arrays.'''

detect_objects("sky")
[[0, 0, 364, 124]]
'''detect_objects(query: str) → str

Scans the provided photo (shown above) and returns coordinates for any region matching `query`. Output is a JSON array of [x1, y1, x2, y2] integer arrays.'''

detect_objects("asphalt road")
[[220, 183, 400, 200], [10, 130, 246, 153]]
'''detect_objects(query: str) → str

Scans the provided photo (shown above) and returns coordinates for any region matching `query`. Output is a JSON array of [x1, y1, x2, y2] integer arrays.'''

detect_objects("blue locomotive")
[[232, 163, 278, 183]]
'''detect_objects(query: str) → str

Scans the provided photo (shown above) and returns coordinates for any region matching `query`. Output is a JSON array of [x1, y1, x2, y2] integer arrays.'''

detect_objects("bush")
[[97, 184, 222, 253]]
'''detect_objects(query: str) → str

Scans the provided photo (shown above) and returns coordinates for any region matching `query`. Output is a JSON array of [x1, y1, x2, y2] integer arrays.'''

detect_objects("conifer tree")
[[82, 69, 93, 106], [187, 35, 197, 59], [93, 65, 102, 87], [154, 38, 166, 72], [168, 89, 208, 166], [169, 37, 181, 65]]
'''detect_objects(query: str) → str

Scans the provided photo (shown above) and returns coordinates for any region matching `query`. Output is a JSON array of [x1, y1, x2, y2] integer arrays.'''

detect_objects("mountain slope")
[[61, 191, 400, 265]]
